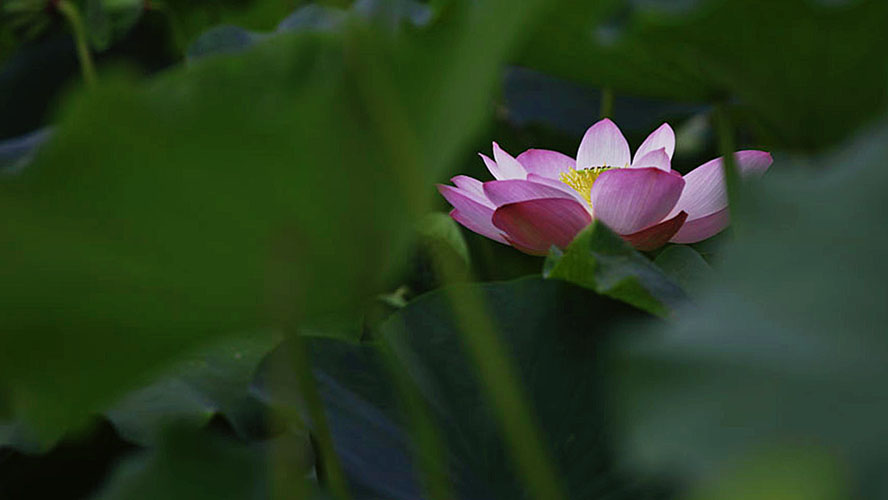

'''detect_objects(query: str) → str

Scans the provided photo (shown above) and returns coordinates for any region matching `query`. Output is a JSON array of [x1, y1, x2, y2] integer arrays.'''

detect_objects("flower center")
[[559, 167, 612, 207]]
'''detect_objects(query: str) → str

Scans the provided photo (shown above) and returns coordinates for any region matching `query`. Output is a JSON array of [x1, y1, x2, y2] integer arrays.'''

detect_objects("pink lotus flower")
[[438, 118, 772, 255]]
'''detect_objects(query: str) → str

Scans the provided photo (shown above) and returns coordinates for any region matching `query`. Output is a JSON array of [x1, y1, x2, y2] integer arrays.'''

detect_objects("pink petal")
[[622, 211, 688, 251], [516, 149, 575, 179], [576, 118, 631, 169], [450, 175, 491, 207], [669, 208, 729, 244], [631, 147, 671, 172], [438, 185, 507, 244], [633, 123, 675, 163], [526, 174, 590, 207], [590, 167, 685, 235], [502, 236, 543, 256], [482, 179, 579, 207], [479, 153, 500, 179], [492, 198, 592, 255], [487, 142, 526, 179], [668, 150, 773, 220]]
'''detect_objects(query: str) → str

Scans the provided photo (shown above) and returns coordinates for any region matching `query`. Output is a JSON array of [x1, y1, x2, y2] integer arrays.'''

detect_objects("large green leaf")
[[261, 278, 669, 499], [609, 122, 888, 494], [0, 0, 544, 445], [105, 331, 280, 446], [92, 427, 270, 500], [544, 221, 686, 317], [520, 0, 888, 151]]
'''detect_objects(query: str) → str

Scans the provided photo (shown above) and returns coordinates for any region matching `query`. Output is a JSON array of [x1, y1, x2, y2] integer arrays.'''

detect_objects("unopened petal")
[[633, 122, 675, 163], [631, 147, 671, 172], [576, 118, 631, 169], [669, 150, 773, 220], [483, 179, 579, 207], [516, 149, 575, 179], [622, 211, 688, 251], [590, 167, 685, 235], [492, 198, 592, 255]]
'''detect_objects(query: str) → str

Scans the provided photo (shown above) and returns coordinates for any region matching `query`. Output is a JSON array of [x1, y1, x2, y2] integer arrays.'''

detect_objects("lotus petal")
[[438, 184, 507, 243], [492, 198, 592, 255], [525, 174, 590, 207], [450, 175, 491, 207], [669, 208, 730, 244], [487, 142, 526, 179], [483, 179, 578, 207], [633, 122, 675, 163], [669, 150, 773, 220], [622, 211, 688, 251], [631, 147, 671, 172], [576, 118, 631, 169], [590, 167, 685, 235], [516, 149, 575, 179]]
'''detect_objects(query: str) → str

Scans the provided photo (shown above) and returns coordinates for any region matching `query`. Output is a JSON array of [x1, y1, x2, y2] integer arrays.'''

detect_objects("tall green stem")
[[279, 329, 352, 500], [56, 0, 97, 87], [345, 30, 568, 500]]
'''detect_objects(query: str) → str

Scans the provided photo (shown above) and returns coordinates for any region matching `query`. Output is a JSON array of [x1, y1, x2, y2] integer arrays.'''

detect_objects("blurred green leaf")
[[520, 0, 888, 150], [684, 446, 849, 500], [153, 0, 295, 54], [653, 244, 711, 295], [92, 427, 269, 500], [185, 4, 348, 62], [544, 221, 686, 317], [417, 212, 470, 267], [609, 122, 888, 493], [0, 0, 544, 445], [0, 0, 54, 42], [105, 331, 280, 446]]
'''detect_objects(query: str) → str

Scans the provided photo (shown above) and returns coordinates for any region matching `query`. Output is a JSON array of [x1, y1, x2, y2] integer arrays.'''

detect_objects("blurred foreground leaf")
[[92, 428, 268, 500], [0, 0, 543, 445], [544, 222, 686, 317], [180, 0, 432, 61], [105, 331, 280, 446], [610, 122, 888, 494], [258, 278, 668, 499], [417, 212, 470, 268], [652, 244, 710, 296], [685, 446, 849, 500], [521, 0, 888, 150]]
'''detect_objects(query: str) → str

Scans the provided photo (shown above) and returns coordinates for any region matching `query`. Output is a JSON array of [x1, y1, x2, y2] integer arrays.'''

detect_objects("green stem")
[[281, 331, 352, 500], [436, 257, 569, 500], [56, 0, 97, 87], [345, 30, 568, 500], [380, 338, 456, 500], [600, 87, 614, 119]]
